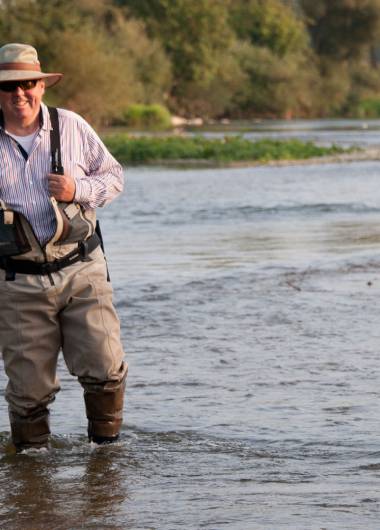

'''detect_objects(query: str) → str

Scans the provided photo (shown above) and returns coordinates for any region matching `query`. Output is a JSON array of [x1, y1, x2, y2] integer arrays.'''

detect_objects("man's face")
[[0, 79, 45, 128]]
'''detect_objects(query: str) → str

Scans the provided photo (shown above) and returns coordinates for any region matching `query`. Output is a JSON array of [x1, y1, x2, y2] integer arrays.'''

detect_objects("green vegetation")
[[352, 98, 380, 118], [1, 0, 380, 124], [104, 135, 346, 164], [114, 104, 172, 129]]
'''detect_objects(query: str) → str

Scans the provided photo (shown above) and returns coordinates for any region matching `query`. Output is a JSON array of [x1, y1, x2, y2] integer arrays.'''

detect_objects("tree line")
[[1, 0, 380, 125]]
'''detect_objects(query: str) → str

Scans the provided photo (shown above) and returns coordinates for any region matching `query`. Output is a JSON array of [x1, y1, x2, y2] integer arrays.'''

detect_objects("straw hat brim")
[[0, 70, 62, 87]]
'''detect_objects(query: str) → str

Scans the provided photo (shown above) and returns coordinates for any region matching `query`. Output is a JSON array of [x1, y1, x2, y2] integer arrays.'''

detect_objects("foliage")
[[229, 42, 319, 118], [109, 17, 172, 106], [47, 26, 137, 125], [225, 0, 320, 118], [104, 134, 345, 164], [169, 40, 248, 118], [0, 0, 379, 120], [0, 0, 171, 125], [348, 98, 380, 118], [122, 0, 232, 81], [230, 0, 309, 56], [121, 0, 241, 115], [112, 104, 172, 129], [300, 0, 380, 60]]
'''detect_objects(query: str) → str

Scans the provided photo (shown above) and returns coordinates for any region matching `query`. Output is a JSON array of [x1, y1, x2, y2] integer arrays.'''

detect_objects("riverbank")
[[103, 135, 352, 166], [249, 145, 380, 168]]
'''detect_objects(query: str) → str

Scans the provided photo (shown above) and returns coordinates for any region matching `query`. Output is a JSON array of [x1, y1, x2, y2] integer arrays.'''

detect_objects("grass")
[[104, 134, 348, 165]]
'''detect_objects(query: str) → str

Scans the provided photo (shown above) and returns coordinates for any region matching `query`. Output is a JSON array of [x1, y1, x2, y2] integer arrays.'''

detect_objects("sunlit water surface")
[[1, 124, 380, 528]]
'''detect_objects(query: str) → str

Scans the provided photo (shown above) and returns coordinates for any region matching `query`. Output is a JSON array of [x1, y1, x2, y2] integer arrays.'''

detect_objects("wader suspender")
[[47, 106, 110, 281], [48, 106, 64, 175]]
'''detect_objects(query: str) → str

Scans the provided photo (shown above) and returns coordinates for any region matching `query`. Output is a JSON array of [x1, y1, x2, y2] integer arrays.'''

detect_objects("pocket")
[[0, 210, 32, 256], [54, 202, 94, 245]]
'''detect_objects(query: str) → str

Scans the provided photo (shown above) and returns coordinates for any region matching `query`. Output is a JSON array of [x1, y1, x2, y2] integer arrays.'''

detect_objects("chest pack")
[[0, 107, 105, 263], [48, 106, 95, 245]]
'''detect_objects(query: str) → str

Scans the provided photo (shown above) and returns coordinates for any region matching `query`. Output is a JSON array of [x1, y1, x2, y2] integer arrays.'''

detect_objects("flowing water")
[[1, 123, 380, 529]]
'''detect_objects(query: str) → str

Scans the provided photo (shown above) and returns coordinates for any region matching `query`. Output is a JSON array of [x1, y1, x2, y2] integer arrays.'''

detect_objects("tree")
[[229, 0, 310, 57], [121, 0, 243, 115], [225, 0, 319, 118], [0, 0, 172, 125], [300, 0, 380, 60], [231, 41, 320, 118]]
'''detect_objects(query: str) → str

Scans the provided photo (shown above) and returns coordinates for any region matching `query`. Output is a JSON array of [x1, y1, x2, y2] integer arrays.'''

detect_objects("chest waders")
[[0, 107, 109, 281], [2, 108, 125, 451]]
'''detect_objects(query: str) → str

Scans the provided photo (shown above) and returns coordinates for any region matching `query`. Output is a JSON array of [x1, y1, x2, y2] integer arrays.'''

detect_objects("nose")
[[13, 85, 24, 95]]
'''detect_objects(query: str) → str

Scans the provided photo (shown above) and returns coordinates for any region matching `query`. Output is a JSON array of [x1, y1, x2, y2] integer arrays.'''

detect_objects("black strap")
[[2, 258, 15, 281], [95, 220, 110, 282], [48, 106, 64, 175], [16, 142, 28, 160], [0, 232, 100, 275]]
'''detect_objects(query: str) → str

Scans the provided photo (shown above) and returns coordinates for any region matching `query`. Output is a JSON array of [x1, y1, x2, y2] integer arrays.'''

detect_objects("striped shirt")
[[0, 102, 124, 244]]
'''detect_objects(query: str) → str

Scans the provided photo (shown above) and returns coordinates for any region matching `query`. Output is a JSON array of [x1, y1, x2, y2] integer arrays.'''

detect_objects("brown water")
[[1, 137, 380, 528]]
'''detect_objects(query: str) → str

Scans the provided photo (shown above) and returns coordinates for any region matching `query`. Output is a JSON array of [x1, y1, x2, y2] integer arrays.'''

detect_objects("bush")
[[114, 104, 172, 129], [354, 98, 380, 118]]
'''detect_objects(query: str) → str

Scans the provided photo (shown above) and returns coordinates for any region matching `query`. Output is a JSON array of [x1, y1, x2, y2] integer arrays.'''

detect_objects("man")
[[0, 43, 128, 452]]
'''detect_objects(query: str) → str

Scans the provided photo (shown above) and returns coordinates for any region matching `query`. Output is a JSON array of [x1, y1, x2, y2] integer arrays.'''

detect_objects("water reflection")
[[80, 446, 129, 527], [0, 443, 131, 529], [0, 452, 59, 528]]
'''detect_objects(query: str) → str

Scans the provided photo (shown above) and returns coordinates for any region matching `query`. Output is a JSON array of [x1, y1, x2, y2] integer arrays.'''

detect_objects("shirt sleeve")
[[73, 121, 124, 209]]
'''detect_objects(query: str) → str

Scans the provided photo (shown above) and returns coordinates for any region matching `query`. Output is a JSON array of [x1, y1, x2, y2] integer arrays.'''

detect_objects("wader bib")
[[0, 107, 106, 277]]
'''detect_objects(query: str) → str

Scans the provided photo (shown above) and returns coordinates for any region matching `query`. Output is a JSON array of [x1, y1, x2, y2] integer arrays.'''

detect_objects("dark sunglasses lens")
[[0, 79, 39, 92], [0, 82, 17, 92], [20, 80, 38, 90]]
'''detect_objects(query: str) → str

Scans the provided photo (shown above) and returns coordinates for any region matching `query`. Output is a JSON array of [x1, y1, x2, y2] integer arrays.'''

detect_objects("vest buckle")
[[79, 240, 91, 262]]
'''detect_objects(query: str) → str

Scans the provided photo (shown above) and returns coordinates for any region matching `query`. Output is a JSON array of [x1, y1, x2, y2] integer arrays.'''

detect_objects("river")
[[1, 121, 380, 529]]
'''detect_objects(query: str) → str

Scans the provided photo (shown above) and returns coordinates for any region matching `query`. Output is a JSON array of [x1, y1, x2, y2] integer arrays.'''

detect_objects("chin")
[[15, 109, 32, 119]]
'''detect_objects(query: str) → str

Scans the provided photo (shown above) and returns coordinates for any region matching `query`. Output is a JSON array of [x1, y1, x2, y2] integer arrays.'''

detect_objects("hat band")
[[0, 62, 41, 71]]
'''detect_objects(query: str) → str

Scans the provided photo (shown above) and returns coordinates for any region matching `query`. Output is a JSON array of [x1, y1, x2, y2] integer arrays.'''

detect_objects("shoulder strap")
[[48, 106, 64, 175]]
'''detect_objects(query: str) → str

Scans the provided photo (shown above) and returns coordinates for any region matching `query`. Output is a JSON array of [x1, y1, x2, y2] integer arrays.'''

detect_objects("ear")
[[40, 79, 46, 95]]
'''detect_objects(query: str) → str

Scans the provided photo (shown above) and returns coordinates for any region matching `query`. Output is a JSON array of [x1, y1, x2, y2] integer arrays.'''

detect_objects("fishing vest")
[[0, 106, 96, 263]]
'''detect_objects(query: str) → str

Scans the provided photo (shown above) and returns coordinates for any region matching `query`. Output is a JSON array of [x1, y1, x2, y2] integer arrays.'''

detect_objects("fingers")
[[48, 173, 76, 202]]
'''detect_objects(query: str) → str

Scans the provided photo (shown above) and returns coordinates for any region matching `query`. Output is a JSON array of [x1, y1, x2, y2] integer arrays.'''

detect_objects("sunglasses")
[[0, 79, 40, 92]]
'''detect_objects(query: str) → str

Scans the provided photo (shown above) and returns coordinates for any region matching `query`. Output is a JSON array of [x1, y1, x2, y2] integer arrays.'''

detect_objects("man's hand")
[[48, 173, 76, 202]]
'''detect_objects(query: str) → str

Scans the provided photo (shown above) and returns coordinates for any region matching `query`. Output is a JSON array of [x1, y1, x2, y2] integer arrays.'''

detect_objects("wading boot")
[[9, 408, 50, 452], [84, 373, 126, 445]]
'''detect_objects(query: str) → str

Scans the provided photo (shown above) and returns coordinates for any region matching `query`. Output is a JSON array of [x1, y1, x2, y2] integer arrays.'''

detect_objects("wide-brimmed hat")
[[0, 43, 62, 87]]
